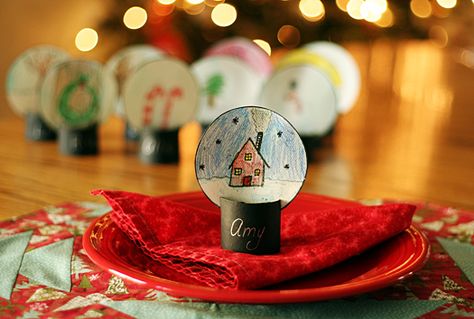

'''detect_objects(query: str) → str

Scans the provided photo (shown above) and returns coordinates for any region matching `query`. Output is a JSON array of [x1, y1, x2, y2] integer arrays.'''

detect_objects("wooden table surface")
[[0, 40, 473, 220]]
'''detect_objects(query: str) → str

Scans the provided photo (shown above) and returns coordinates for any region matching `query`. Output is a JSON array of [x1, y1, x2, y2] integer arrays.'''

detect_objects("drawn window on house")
[[234, 168, 242, 175], [244, 153, 252, 161], [254, 169, 261, 176]]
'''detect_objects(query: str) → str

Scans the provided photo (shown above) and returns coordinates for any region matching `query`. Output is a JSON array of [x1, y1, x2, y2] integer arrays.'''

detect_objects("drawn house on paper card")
[[229, 133, 270, 187]]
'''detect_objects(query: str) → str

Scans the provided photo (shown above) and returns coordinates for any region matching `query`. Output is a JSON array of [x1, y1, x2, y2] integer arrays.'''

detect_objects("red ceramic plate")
[[83, 195, 430, 304]]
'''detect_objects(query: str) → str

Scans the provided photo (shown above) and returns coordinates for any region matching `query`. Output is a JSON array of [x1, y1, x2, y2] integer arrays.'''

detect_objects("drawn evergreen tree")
[[205, 73, 224, 108]]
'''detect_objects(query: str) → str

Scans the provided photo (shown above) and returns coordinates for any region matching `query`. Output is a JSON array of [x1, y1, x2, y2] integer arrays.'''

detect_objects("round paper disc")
[[6, 45, 69, 116], [40, 60, 116, 129], [276, 49, 341, 87], [195, 106, 307, 208], [205, 37, 272, 77], [191, 56, 265, 125], [123, 58, 198, 131], [105, 45, 163, 115], [260, 65, 338, 137], [304, 41, 360, 114]]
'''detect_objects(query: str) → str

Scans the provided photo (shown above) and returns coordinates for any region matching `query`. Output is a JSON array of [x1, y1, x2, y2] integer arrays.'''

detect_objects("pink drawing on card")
[[285, 79, 303, 113], [143, 86, 183, 129], [229, 137, 269, 187]]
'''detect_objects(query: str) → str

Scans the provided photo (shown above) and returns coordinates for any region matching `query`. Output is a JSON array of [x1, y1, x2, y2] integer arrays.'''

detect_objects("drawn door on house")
[[243, 176, 252, 186]]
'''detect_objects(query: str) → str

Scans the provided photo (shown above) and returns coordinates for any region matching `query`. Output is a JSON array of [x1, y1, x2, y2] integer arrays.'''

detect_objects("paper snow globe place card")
[[123, 57, 199, 164], [40, 60, 117, 155], [260, 52, 339, 160], [105, 45, 163, 142], [196, 106, 307, 255], [191, 56, 265, 130], [6, 45, 69, 140], [304, 41, 361, 115]]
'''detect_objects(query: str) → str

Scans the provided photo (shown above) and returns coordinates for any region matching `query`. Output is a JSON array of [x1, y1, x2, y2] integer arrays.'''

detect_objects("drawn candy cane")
[[143, 86, 164, 127], [160, 87, 183, 130]]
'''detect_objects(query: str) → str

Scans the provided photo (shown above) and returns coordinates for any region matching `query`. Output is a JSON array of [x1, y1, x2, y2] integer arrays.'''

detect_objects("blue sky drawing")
[[196, 107, 306, 181]]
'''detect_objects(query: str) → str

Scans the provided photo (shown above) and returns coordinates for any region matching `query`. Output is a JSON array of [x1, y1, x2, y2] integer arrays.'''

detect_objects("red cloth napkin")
[[92, 190, 415, 290]]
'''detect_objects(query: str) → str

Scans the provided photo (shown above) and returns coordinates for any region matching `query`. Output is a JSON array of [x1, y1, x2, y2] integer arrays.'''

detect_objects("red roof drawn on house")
[[229, 138, 270, 169]]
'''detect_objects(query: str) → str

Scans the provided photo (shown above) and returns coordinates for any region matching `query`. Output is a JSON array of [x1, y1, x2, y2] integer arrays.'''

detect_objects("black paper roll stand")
[[301, 126, 336, 162], [25, 113, 57, 141], [138, 128, 179, 164], [59, 124, 98, 155], [220, 198, 281, 255], [301, 135, 322, 162]]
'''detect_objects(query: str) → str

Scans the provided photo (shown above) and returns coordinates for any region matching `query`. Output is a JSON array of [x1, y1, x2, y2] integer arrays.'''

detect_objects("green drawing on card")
[[58, 74, 99, 127]]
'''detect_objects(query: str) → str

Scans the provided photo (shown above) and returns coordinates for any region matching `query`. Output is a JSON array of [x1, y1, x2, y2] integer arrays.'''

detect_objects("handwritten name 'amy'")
[[230, 218, 265, 251]]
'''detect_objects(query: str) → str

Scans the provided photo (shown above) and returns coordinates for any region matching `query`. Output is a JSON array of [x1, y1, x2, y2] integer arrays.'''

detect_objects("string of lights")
[[73, 0, 473, 58]]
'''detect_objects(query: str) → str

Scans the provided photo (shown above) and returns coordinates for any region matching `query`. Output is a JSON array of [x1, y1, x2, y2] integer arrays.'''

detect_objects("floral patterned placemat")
[[0, 200, 473, 319]]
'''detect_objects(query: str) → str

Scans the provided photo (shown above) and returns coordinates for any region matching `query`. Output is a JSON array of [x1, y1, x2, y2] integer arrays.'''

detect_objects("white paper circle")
[[6, 45, 70, 116], [191, 56, 265, 125], [205, 37, 273, 77], [196, 106, 307, 208], [99, 66, 118, 123], [260, 65, 338, 137], [40, 60, 116, 129], [304, 41, 361, 114], [105, 45, 163, 115], [123, 58, 198, 131]]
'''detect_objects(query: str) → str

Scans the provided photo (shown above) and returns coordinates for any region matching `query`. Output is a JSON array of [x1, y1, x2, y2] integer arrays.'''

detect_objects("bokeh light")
[[186, 0, 205, 4], [459, 50, 474, 69], [123, 6, 148, 30], [184, 2, 205, 15], [204, 0, 224, 7], [336, 0, 350, 12], [360, 1, 384, 22], [432, 4, 450, 18], [253, 39, 272, 56], [347, 0, 364, 20], [211, 3, 237, 27], [436, 0, 457, 9], [152, 2, 175, 16], [157, 0, 176, 4], [375, 8, 394, 27], [410, 0, 432, 18], [429, 25, 449, 48], [277, 25, 301, 48], [299, 0, 325, 21], [75, 28, 98, 52]]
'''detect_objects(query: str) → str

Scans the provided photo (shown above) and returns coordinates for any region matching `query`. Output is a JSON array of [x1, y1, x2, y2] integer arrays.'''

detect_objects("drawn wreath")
[[58, 74, 99, 127]]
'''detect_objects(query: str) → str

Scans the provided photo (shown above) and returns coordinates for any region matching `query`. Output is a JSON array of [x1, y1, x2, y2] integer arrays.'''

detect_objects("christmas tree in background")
[[97, 0, 474, 62]]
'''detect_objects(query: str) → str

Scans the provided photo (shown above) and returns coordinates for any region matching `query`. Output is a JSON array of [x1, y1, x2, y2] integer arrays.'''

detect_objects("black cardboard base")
[[59, 125, 98, 155], [220, 198, 281, 255], [25, 113, 57, 141], [138, 128, 179, 164], [301, 135, 322, 162]]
